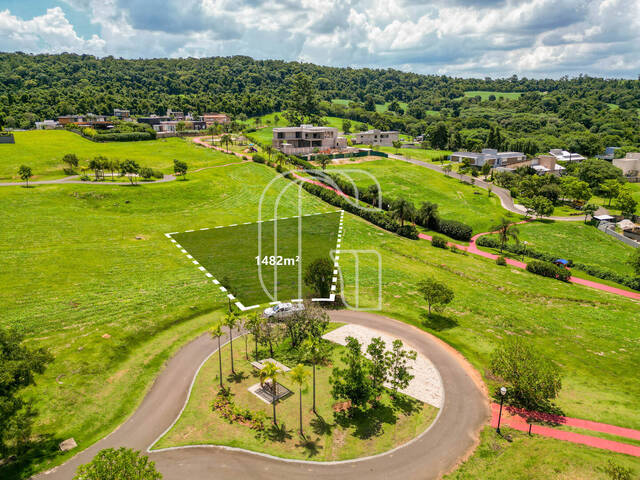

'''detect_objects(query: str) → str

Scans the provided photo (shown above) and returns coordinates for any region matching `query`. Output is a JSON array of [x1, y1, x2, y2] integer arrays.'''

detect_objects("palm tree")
[[207, 125, 216, 144], [492, 217, 519, 253], [221, 134, 232, 152], [390, 198, 415, 226], [264, 145, 273, 162], [209, 323, 224, 389], [237, 314, 249, 360], [260, 361, 282, 425], [289, 364, 310, 436], [222, 313, 238, 374], [302, 337, 321, 414]]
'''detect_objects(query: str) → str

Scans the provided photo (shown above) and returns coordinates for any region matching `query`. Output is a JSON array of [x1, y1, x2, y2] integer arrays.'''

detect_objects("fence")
[[599, 222, 640, 248], [0, 134, 15, 144]]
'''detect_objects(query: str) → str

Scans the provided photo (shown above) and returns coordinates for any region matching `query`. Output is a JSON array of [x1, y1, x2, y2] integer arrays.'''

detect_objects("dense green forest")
[[1, 53, 639, 154]]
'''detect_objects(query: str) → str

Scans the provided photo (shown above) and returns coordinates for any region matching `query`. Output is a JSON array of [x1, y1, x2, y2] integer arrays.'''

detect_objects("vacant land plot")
[[328, 158, 519, 234], [0, 130, 242, 181], [483, 221, 636, 276], [155, 331, 437, 460], [171, 211, 341, 306], [463, 91, 523, 100]]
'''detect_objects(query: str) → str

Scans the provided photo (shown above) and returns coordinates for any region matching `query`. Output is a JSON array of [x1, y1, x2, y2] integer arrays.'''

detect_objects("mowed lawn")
[[328, 158, 520, 235], [172, 211, 341, 305], [157, 331, 437, 460], [2, 156, 640, 477], [463, 91, 523, 100], [485, 221, 637, 276], [0, 130, 241, 181]]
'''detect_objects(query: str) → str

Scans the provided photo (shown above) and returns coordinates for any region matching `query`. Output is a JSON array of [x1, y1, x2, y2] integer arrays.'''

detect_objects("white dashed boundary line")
[[165, 210, 343, 310]]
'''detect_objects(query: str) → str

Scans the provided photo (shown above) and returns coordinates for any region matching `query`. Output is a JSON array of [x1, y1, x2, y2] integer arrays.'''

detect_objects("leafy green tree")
[[490, 337, 562, 411], [366, 337, 389, 397], [289, 364, 310, 436], [0, 329, 52, 456], [429, 122, 449, 150], [417, 201, 439, 229], [221, 133, 232, 151], [18, 165, 32, 187], [561, 177, 592, 204], [492, 217, 520, 253], [443, 164, 452, 176], [260, 361, 283, 424], [386, 340, 417, 396], [525, 195, 554, 218], [287, 73, 319, 123], [417, 278, 454, 315], [341, 118, 351, 134], [317, 154, 331, 170], [74, 448, 162, 480], [173, 159, 188, 179], [120, 159, 140, 185], [246, 312, 262, 360], [304, 257, 333, 297], [209, 322, 224, 389], [583, 203, 599, 223], [628, 249, 640, 277], [330, 337, 372, 408], [601, 179, 622, 207], [614, 188, 638, 217], [62, 153, 79, 171], [390, 197, 415, 226], [392, 139, 402, 154], [576, 158, 624, 189], [222, 313, 238, 374]]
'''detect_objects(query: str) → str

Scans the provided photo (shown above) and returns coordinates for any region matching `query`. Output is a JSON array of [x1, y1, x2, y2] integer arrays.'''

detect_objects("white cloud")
[[3, 0, 640, 78]]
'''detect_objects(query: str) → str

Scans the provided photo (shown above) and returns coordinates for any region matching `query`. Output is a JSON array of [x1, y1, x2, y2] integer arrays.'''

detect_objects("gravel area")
[[323, 324, 443, 408]]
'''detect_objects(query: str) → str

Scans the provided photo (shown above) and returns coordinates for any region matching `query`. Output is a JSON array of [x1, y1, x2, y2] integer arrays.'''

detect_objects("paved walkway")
[[490, 403, 640, 457], [34, 311, 489, 480]]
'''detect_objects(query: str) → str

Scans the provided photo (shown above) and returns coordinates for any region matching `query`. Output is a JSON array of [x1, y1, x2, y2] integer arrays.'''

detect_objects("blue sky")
[[1, 0, 639, 78]]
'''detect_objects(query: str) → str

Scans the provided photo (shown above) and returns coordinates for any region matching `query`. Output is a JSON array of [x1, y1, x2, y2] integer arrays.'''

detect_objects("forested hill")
[[1, 53, 639, 128]]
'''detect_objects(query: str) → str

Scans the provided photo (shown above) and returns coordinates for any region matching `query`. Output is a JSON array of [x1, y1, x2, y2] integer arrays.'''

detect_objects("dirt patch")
[[310, 155, 382, 166], [333, 400, 352, 412]]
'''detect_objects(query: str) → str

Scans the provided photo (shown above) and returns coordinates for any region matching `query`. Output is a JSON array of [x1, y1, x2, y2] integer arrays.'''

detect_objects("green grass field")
[[372, 146, 452, 161], [156, 330, 437, 460], [328, 158, 520, 235], [172, 211, 341, 305], [0, 130, 241, 181], [2, 148, 640, 478], [484, 221, 636, 276], [463, 91, 523, 100]]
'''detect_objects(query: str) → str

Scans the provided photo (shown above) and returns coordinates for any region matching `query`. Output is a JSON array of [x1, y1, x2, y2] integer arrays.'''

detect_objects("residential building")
[[114, 109, 130, 119], [597, 146, 620, 161], [353, 129, 399, 147], [530, 155, 566, 175], [58, 115, 84, 125], [450, 148, 525, 167], [272, 125, 340, 155], [549, 149, 586, 162], [613, 152, 640, 179], [35, 120, 59, 130], [137, 115, 171, 126], [167, 109, 185, 120], [201, 113, 230, 126]]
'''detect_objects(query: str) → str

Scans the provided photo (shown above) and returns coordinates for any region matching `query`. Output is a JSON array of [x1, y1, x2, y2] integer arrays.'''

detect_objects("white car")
[[263, 302, 304, 318]]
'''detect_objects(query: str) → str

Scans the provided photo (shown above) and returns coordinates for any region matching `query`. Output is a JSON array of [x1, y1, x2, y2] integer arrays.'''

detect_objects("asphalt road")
[[35, 311, 489, 480]]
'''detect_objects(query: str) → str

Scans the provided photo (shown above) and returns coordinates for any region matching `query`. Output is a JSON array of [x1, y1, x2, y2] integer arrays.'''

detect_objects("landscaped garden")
[[154, 317, 437, 460]]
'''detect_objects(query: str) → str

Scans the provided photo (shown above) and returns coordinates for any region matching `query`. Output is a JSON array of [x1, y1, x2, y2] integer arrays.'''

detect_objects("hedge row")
[[477, 235, 640, 290], [526, 260, 571, 282], [298, 181, 419, 240], [321, 171, 473, 241], [94, 132, 155, 142]]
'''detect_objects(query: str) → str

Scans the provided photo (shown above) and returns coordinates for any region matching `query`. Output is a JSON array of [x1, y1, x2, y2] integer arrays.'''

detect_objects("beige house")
[[353, 129, 399, 147], [272, 125, 341, 155], [613, 153, 640, 177], [201, 113, 230, 126], [450, 149, 525, 167]]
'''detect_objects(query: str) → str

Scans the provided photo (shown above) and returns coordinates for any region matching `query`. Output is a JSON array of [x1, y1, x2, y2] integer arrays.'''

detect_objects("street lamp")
[[496, 386, 507, 434]]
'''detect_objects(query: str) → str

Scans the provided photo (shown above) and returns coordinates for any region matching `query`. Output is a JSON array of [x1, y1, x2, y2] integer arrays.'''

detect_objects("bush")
[[152, 169, 164, 179], [92, 132, 154, 142], [252, 153, 265, 164], [431, 235, 448, 248], [496, 256, 507, 266], [526, 260, 570, 282], [438, 219, 473, 241], [80, 174, 90, 181]]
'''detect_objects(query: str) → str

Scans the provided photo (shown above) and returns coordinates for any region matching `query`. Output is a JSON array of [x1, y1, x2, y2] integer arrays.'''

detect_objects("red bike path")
[[490, 403, 640, 457]]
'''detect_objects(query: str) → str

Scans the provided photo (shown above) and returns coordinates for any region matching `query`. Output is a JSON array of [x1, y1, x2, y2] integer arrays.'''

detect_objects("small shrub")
[[437, 219, 473, 241], [431, 235, 448, 248], [252, 154, 265, 164], [151, 169, 164, 179], [139, 167, 153, 180], [80, 174, 90, 181], [496, 256, 507, 266]]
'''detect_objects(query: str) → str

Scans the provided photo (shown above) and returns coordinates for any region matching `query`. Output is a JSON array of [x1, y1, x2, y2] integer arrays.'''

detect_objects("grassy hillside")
[[328, 158, 519, 234], [463, 91, 523, 100], [0, 130, 240, 181], [2, 155, 640, 477]]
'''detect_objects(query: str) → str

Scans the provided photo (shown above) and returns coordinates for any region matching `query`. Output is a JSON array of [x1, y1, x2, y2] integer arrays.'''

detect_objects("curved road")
[[36, 311, 488, 480], [387, 153, 594, 222]]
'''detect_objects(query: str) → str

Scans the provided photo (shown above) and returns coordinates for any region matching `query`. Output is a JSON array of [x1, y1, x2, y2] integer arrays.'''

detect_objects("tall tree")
[[210, 323, 224, 389], [289, 364, 310, 436], [390, 198, 415, 226], [287, 73, 319, 124], [18, 165, 32, 187], [304, 257, 333, 297], [492, 217, 520, 252], [173, 159, 188, 179], [366, 337, 389, 398], [330, 336, 372, 408], [302, 336, 323, 414], [386, 340, 417, 396], [417, 278, 454, 315], [222, 313, 238, 374], [261, 361, 283, 425]]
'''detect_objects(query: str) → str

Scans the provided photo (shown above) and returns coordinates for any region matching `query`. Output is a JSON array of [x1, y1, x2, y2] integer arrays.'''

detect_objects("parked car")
[[263, 302, 304, 318]]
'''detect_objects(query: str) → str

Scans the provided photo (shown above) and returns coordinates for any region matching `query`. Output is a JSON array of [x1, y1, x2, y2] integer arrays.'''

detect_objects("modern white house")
[[272, 125, 344, 155], [450, 149, 525, 167], [35, 120, 59, 130], [353, 129, 399, 147], [549, 149, 586, 162]]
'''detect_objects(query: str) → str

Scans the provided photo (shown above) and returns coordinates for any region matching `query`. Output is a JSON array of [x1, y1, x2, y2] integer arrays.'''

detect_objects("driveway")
[[35, 311, 489, 480]]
